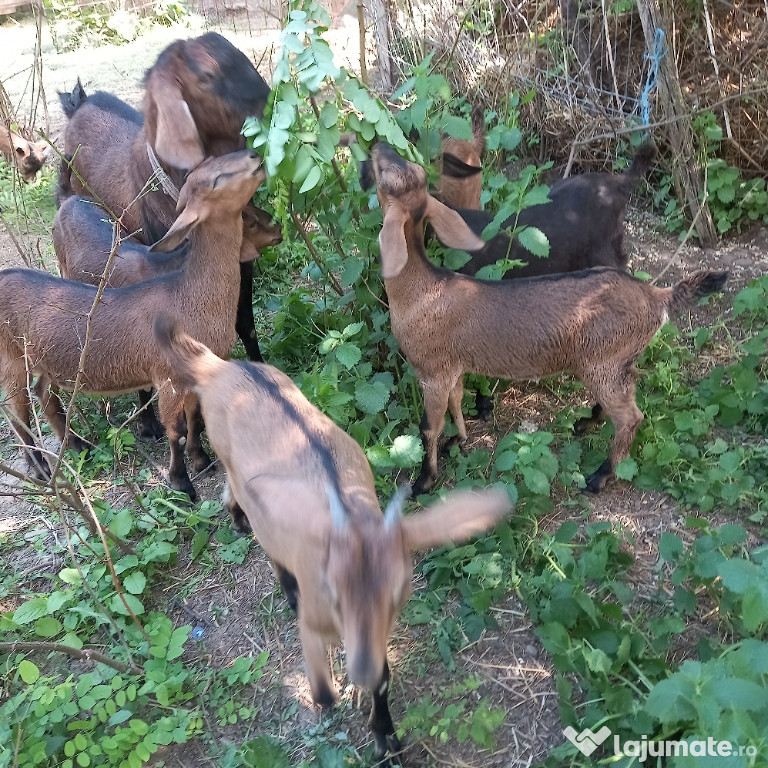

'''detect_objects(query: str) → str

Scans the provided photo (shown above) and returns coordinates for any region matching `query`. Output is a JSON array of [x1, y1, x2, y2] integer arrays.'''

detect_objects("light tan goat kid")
[[0, 124, 47, 183], [153, 316, 511, 762], [369, 142, 728, 495], [0, 150, 265, 498]]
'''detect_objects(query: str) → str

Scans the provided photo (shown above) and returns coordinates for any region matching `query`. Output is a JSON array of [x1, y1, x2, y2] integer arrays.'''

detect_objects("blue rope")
[[639, 28, 667, 127]]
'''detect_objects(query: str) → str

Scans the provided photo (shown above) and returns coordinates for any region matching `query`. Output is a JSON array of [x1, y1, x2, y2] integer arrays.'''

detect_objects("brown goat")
[[54, 195, 282, 286], [58, 33, 274, 361], [153, 315, 511, 761], [434, 104, 485, 210], [369, 142, 728, 495], [0, 150, 265, 498], [1, 124, 47, 183]]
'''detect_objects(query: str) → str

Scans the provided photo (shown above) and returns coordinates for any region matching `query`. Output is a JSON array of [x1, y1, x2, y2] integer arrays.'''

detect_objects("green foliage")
[[656, 110, 768, 236], [42, 0, 190, 52]]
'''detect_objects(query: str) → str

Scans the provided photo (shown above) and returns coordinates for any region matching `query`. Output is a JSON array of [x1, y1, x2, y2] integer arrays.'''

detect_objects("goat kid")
[[0, 150, 265, 498], [153, 315, 511, 761], [58, 32, 274, 361], [1, 124, 47, 183], [369, 142, 727, 495], [53, 194, 281, 438]]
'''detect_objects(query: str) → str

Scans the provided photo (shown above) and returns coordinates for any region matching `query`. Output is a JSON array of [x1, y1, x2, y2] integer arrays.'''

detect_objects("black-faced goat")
[[153, 316, 510, 761], [0, 150, 265, 499], [369, 142, 727, 495], [57, 32, 274, 361]]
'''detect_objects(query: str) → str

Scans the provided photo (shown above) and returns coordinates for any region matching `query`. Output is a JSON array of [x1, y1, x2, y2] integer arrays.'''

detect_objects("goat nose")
[[347, 647, 380, 690], [248, 150, 259, 159]]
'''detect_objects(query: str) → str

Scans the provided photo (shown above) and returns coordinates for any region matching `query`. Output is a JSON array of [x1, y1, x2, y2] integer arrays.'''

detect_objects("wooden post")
[[364, 0, 392, 93], [636, 0, 716, 247]]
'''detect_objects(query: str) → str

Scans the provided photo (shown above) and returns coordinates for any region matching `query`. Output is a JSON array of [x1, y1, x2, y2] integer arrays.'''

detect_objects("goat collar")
[[146, 143, 180, 203]]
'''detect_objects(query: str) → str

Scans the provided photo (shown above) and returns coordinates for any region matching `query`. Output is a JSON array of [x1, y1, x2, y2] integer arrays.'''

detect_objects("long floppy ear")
[[401, 487, 511, 552], [149, 206, 200, 252], [378, 202, 410, 279], [425, 196, 487, 252], [148, 74, 205, 170]]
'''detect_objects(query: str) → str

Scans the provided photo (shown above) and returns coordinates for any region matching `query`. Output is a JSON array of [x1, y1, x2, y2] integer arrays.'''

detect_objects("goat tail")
[[153, 315, 224, 391], [667, 270, 728, 314], [59, 78, 87, 118], [625, 140, 657, 180]]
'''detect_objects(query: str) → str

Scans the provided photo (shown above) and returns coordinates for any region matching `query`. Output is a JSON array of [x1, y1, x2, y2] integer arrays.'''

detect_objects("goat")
[[434, 104, 485, 211], [0, 150, 265, 499], [1, 124, 47, 183], [368, 141, 728, 495], [153, 315, 511, 761], [52, 193, 281, 439], [57, 32, 274, 361], [444, 141, 657, 278]]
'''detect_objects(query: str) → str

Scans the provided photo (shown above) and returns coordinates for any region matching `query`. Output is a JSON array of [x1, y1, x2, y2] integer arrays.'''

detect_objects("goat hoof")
[[475, 394, 494, 422], [139, 417, 165, 441], [584, 459, 613, 494], [27, 452, 51, 481], [192, 452, 213, 473], [411, 475, 436, 497], [67, 434, 90, 454], [573, 418, 591, 435], [171, 477, 197, 501]]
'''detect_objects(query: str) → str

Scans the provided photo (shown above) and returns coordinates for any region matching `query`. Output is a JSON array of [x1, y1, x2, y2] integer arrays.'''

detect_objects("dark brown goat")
[[58, 32, 274, 361], [444, 141, 657, 278], [0, 151, 264, 498], [369, 141, 727, 495]]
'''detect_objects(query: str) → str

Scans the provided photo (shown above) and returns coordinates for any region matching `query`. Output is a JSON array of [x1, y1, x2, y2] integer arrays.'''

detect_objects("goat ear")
[[149, 206, 200, 252], [425, 196, 486, 252], [148, 74, 205, 171], [378, 202, 410, 279], [401, 487, 511, 552]]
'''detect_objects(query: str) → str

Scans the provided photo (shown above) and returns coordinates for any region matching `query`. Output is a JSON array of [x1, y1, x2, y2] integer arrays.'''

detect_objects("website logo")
[[562, 725, 612, 756]]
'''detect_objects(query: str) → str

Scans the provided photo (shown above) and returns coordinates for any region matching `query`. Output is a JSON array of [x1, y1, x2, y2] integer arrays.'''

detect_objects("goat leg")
[[4, 379, 50, 479], [369, 659, 401, 764], [574, 402, 604, 435], [298, 615, 336, 709], [442, 376, 468, 453], [33, 376, 90, 455], [412, 384, 451, 495], [272, 561, 299, 614], [235, 260, 263, 362], [159, 390, 196, 500], [136, 388, 165, 439], [183, 395, 212, 473]]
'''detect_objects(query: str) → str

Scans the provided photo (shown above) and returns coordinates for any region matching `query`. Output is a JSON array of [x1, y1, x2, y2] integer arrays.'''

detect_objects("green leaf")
[[659, 532, 683, 562], [390, 435, 425, 468], [109, 508, 133, 539], [334, 342, 362, 368], [34, 616, 63, 638], [718, 558, 757, 593], [118, 571, 144, 595], [59, 568, 82, 585], [18, 659, 40, 684], [191, 529, 210, 561], [109, 593, 145, 617], [521, 466, 550, 495], [13, 597, 49, 625], [240, 735, 291, 768], [494, 450, 517, 472], [355, 379, 390, 415], [298, 163, 323, 194], [614, 457, 638, 480], [516, 226, 549, 258]]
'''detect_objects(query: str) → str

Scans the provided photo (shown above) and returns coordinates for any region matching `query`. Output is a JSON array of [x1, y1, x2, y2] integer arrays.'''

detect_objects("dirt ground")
[[1, 9, 768, 767]]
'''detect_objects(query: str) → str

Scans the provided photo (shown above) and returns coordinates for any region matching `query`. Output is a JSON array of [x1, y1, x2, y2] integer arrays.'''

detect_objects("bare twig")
[[0, 641, 144, 676]]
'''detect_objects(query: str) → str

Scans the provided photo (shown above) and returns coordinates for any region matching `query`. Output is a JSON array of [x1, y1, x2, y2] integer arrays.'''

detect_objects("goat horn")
[[327, 484, 347, 529], [384, 484, 412, 528]]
